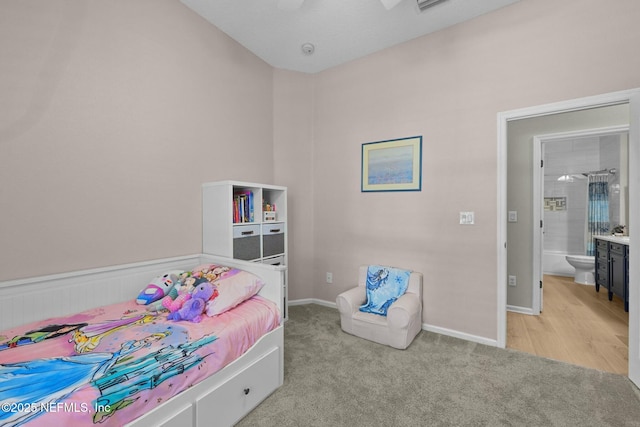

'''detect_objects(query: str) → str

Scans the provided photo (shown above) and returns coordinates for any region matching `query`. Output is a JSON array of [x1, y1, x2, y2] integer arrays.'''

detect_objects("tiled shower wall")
[[543, 134, 622, 255]]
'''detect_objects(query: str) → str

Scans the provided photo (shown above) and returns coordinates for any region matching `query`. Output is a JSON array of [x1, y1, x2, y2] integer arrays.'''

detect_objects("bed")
[[0, 254, 285, 427]]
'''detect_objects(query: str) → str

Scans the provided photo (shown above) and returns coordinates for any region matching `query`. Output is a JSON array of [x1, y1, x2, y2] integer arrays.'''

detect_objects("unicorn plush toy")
[[136, 270, 184, 305]]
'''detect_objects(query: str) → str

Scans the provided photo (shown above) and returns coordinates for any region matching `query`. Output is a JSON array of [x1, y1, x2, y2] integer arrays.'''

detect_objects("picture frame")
[[361, 136, 422, 192]]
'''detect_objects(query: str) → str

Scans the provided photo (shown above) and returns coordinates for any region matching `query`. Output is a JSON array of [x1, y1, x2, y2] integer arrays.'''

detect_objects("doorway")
[[513, 128, 631, 374], [533, 127, 629, 315], [497, 88, 640, 387]]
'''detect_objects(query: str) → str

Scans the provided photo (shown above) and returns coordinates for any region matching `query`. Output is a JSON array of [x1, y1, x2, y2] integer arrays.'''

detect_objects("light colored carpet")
[[236, 304, 640, 427]]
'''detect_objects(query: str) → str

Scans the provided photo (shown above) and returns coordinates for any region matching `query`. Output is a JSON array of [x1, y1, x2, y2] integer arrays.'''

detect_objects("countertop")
[[595, 235, 630, 245]]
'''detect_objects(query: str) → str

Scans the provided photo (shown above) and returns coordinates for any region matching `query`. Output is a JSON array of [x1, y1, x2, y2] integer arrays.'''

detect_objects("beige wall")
[[273, 70, 315, 300], [0, 0, 274, 280], [294, 0, 640, 340]]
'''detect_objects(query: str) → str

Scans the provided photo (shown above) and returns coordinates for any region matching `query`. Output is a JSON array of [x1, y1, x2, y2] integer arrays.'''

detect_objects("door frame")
[[497, 88, 640, 387], [532, 126, 630, 314]]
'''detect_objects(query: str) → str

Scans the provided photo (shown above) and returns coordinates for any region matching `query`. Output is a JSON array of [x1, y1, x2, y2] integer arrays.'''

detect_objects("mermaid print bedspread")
[[0, 296, 280, 426]]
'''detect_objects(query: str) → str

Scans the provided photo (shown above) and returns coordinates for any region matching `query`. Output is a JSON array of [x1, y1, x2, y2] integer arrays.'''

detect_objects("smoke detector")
[[301, 43, 315, 55]]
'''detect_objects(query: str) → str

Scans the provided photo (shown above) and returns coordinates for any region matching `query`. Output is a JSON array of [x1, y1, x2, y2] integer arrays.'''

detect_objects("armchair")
[[336, 265, 423, 349]]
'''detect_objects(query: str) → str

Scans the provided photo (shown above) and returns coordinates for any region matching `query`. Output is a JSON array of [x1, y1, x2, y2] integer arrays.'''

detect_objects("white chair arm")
[[387, 293, 421, 329], [336, 287, 366, 314]]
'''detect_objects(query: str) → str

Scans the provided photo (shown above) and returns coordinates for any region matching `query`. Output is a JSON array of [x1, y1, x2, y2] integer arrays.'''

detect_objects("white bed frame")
[[0, 254, 285, 427]]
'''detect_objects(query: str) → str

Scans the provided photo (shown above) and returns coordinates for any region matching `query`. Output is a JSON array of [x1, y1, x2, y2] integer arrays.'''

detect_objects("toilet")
[[565, 255, 596, 285]]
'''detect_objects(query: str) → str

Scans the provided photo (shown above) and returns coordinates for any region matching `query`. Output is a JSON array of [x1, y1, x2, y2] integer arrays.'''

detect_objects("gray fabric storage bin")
[[233, 224, 260, 261]]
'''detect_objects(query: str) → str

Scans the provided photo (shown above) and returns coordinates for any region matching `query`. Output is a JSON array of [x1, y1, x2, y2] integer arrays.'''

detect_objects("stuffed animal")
[[136, 270, 183, 305], [161, 288, 191, 313], [161, 276, 210, 314], [167, 281, 218, 323], [188, 264, 230, 285]]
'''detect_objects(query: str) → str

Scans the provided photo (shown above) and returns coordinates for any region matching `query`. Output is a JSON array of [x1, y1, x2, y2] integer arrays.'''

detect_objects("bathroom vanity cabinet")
[[594, 236, 630, 312], [595, 239, 609, 294]]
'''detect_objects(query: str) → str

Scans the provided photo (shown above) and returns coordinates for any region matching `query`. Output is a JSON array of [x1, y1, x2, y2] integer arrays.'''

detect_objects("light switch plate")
[[459, 211, 475, 225], [508, 211, 518, 222]]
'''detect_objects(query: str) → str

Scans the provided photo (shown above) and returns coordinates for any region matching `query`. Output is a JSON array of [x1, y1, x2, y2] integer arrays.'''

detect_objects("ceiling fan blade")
[[277, 0, 305, 11], [379, 0, 403, 10]]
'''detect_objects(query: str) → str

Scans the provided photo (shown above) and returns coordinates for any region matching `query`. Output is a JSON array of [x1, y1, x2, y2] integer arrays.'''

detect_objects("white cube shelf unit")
[[202, 181, 288, 318]]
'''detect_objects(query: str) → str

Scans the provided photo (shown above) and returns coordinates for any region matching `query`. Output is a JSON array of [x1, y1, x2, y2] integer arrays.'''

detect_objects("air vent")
[[416, 0, 448, 12]]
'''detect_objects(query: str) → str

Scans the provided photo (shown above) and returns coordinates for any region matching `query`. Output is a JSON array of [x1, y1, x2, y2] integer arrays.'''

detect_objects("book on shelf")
[[233, 190, 254, 223]]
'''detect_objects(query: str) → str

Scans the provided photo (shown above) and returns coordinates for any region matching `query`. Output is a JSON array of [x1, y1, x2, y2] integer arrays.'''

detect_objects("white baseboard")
[[288, 298, 314, 306], [289, 298, 337, 309], [422, 324, 498, 347], [291, 298, 499, 347], [507, 305, 535, 315]]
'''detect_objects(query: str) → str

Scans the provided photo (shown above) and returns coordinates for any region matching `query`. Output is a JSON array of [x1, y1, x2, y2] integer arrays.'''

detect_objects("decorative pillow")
[[205, 268, 265, 316], [359, 265, 411, 316]]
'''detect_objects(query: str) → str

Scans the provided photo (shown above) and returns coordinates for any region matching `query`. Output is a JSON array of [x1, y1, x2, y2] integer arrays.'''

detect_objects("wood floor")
[[507, 274, 629, 375]]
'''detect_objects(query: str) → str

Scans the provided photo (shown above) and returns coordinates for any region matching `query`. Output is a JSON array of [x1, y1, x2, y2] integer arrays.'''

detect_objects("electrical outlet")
[[326, 272, 333, 284], [459, 211, 475, 225], [508, 275, 517, 287]]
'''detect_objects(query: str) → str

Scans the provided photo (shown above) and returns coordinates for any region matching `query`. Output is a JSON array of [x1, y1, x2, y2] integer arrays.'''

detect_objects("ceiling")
[[180, 0, 520, 74]]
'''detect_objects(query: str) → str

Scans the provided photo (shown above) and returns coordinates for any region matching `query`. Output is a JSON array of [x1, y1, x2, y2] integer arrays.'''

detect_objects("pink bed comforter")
[[0, 295, 280, 426]]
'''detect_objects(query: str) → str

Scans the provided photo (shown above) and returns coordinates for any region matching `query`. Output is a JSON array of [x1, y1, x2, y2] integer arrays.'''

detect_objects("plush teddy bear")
[[167, 281, 218, 323]]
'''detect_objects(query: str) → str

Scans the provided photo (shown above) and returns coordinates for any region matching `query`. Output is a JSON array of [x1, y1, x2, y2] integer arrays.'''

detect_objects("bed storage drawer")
[[233, 225, 261, 260], [156, 405, 193, 427], [262, 224, 285, 258], [196, 346, 281, 427]]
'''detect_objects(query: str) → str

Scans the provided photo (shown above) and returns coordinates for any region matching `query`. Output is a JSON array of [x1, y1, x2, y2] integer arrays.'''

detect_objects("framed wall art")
[[361, 136, 422, 192]]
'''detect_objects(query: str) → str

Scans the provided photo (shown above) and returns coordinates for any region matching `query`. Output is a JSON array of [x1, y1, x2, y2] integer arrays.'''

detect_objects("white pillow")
[[205, 269, 265, 316]]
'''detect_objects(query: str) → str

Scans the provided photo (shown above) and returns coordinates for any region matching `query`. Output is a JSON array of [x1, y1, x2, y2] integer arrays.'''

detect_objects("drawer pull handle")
[[244, 388, 250, 395], [269, 229, 281, 233], [241, 231, 254, 236]]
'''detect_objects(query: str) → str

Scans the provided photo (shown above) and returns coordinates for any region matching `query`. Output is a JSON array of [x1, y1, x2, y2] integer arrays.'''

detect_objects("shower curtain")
[[585, 174, 610, 256]]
